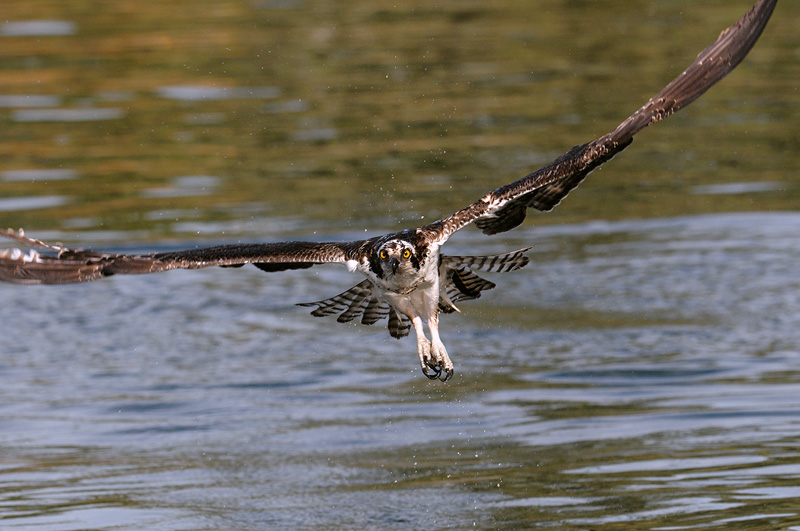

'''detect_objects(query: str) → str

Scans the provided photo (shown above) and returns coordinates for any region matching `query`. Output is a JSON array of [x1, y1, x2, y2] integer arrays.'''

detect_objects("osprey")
[[0, 0, 777, 381]]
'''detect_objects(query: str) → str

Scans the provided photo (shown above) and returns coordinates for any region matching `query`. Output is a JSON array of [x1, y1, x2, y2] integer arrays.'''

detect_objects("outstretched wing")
[[434, 0, 777, 238], [0, 228, 362, 285]]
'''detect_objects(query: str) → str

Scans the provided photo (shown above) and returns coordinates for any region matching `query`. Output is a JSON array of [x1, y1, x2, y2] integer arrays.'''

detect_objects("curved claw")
[[420, 357, 452, 382], [416, 336, 452, 382], [438, 367, 454, 382], [422, 364, 441, 380]]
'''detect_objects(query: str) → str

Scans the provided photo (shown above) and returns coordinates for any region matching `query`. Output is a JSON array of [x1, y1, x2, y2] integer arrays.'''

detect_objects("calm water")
[[1, 1, 800, 530]]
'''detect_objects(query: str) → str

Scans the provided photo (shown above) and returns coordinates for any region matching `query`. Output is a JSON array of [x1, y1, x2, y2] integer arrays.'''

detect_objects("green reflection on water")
[[1, 0, 797, 240]]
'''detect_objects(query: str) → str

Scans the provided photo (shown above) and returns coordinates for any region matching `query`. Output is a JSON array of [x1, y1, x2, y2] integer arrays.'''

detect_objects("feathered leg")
[[401, 284, 454, 381], [426, 312, 453, 381], [410, 316, 435, 379]]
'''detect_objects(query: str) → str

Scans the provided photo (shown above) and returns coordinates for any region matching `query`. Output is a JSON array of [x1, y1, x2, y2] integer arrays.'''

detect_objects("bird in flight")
[[0, 0, 777, 381]]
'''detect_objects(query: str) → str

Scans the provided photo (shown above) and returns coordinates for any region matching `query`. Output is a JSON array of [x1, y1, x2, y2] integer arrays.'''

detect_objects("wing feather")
[[440, 268, 496, 314], [0, 228, 361, 285], [434, 0, 777, 238], [300, 281, 411, 337], [361, 298, 390, 325], [441, 247, 531, 273], [297, 280, 374, 322], [437, 248, 531, 313]]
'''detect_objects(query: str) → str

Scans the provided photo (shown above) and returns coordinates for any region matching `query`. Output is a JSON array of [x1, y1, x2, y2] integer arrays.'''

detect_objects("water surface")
[[1, 0, 799, 529], [2, 213, 800, 530]]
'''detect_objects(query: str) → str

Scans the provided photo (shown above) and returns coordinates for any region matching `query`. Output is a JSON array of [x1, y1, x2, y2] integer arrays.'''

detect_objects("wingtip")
[[1, 228, 66, 253]]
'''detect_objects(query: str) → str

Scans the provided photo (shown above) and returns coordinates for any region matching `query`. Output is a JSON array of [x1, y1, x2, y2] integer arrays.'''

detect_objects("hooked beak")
[[390, 258, 400, 274]]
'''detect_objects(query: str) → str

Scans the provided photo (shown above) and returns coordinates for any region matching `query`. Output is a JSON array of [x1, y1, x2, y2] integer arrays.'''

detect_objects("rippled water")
[[2, 0, 800, 529], [2, 213, 800, 530]]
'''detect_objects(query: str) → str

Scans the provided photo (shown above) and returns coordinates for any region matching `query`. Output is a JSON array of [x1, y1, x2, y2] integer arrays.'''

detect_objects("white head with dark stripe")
[[375, 239, 419, 278]]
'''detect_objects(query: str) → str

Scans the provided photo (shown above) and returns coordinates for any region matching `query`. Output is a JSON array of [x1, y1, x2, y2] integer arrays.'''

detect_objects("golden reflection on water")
[[0, 0, 797, 240]]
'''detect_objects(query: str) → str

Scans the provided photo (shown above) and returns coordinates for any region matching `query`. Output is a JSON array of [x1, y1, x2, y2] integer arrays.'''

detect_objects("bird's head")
[[376, 240, 418, 277]]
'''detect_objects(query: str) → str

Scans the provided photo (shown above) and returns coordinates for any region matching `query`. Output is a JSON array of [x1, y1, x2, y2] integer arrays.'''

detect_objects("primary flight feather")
[[0, 0, 778, 381]]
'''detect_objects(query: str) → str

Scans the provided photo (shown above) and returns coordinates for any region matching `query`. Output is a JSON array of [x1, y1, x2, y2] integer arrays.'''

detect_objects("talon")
[[425, 356, 440, 371], [422, 364, 440, 379], [438, 368, 453, 382]]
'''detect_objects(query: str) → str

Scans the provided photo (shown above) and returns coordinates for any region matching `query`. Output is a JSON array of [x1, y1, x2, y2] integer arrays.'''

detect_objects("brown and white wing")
[[0, 228, 362, 285], [435, 0, 777, 239]]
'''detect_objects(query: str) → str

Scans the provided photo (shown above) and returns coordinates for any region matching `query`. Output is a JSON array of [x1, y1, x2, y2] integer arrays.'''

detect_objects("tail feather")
[[388, 309, 412, 339]]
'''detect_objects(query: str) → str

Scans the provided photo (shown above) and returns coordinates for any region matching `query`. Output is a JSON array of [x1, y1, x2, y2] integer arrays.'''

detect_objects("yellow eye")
[[379, 250, 387, 259], [402, 249, 411, 259]]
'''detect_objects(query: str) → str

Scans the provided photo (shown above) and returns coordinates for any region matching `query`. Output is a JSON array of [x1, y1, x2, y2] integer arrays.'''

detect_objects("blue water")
[[2, 212, 800, 530]]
